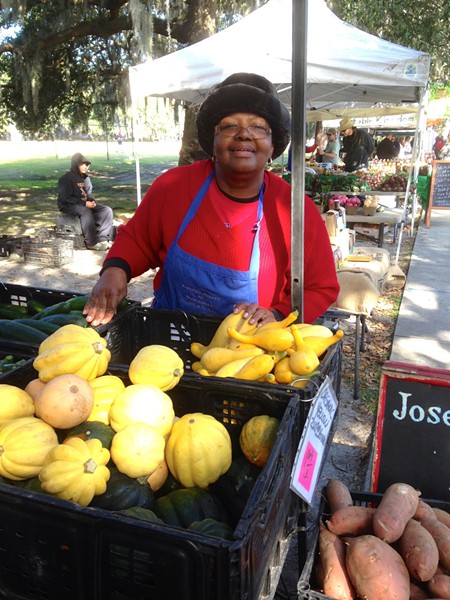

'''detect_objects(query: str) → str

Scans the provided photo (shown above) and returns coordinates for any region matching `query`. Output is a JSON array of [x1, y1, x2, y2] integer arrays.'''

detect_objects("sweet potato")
[[421, 518, 450, 571], [318, 522, 355, 600], [326, 479, 354, 514], [434, 508, 450, 529], [415, 499, 438, 522], [345, 534, 410, 600], [373, 482, 421, 543], [397, 518, 439, 581], [427, 573, 450, 599], [409, 582, 430, 600], [326, 506, 376, 537]]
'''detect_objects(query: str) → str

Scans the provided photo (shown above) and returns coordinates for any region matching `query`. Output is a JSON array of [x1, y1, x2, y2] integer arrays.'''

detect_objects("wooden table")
[[323, 207, 405, 247]]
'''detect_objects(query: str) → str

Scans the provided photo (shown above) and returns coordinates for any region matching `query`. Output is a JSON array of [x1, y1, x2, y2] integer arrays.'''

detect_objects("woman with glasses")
[[84, 73, 339, 327]]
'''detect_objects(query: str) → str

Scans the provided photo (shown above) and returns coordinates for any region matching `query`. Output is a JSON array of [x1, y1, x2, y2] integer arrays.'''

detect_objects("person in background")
[[316, 128, 340, 166], [432, 135, 445, 159], [84, 73, 339, 327], [339, 118, 374, 172], [286, 135, 321, 171], [439, 132, 450, 160], [376, 133, 397, 160], [403, 135, 413, 157], [57, 153, 114, 251], [392, 135, 401, 157]]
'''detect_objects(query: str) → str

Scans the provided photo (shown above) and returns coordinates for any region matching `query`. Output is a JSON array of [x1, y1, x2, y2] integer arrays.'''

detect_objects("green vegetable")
[[40, 313, 88, 327], [62, 421, 115, 449], [154, 488, 228, 528], [89, 467, 155, 511], [0, 319, 48, 344], [188, 518, 234, 539]]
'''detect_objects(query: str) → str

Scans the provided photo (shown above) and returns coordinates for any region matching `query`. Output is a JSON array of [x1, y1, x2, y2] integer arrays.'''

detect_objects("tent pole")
[[131, 91, 142, 205], [291, 0, 308, 321], [394, 87, 426, 265]]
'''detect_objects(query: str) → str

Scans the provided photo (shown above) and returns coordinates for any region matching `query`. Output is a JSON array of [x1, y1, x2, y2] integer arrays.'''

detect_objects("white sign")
[[290, 377, 338, 505]]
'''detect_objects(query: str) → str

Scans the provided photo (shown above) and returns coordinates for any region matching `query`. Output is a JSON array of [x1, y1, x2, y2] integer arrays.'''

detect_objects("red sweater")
[[106, 160, 339, 322]]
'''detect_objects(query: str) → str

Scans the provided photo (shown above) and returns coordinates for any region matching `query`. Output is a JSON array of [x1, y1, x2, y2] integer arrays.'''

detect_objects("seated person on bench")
[[57, 153, 113, 251]]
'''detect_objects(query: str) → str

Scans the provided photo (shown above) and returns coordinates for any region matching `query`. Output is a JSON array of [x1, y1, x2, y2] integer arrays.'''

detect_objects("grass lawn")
[[0, 142, 180, 236]]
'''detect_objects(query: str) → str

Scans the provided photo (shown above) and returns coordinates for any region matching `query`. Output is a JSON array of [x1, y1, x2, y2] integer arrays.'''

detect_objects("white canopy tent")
[[128, 0, 429, 315], [129, 0, 430, 111]]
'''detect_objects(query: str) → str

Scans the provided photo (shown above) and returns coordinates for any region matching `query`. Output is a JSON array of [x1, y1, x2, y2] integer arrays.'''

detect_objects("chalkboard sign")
[[371, 361, 450, 501], [426, 160, 450, 227]]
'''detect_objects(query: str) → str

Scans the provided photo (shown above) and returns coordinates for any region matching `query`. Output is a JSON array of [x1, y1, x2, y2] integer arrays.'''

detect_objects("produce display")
[[0, 354, 27, 374], [190, 310, 343, 386], [0, 294, 129, 345], [0, 324, 292, 536], [305, 478, 450, 600]]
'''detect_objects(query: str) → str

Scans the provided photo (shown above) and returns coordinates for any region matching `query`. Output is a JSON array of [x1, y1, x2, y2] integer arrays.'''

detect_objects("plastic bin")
[[297, 490, 450, 599], [106, 306, 343, 399], [0, 362, 327, 600], [0, 283, 139, 360], [22, 237, 74, 267]]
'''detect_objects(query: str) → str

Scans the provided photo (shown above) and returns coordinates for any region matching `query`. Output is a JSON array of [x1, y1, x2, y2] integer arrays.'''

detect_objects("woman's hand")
[[83, 268, 128, 326], [233, 302, 277, 327]]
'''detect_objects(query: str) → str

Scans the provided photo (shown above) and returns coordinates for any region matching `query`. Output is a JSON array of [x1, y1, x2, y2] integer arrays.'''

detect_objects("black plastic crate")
[[0, 235, 30, 258], [0, 362, 324, 600], [297, 490, 450, 600], [0, 341, 34, 378], [109, 306, 342, 400], [0, 283, 139, 360]]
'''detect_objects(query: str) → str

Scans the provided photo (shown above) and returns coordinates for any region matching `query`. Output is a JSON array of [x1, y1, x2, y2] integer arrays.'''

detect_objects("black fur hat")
[[196, 73, 291, 159]]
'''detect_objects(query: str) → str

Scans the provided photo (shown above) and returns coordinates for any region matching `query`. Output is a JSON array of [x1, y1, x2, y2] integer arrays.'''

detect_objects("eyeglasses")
[[215, 123, 272, 139]]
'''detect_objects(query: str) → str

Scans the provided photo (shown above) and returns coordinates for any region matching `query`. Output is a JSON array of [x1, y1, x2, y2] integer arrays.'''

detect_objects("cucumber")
[[27, 299, 47, 315], [40, 314, 88, 327], [31, 300, 72, 320], [0, 307, 28, 320], [0, 319, 48, 344], [63, 295, 90, 311], [15, 318, 60, 335], [0, 303, 28, 314]]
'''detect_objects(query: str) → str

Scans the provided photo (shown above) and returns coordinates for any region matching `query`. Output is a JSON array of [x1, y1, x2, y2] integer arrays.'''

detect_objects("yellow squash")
[[200, 346, 264, 373], [0, 416, 58, 480], [109, 383, 175, 436], [239, 415, 280, 467], [165, 413, 232, 488], [87, 375, 125, 425], [111, 422, 166, 478], [227, 327, 294, 352], [0, 384, 35, 427], [301, 330, 344, 357], [39, 437, 110, 507], [235, 353, 276, 381], [33, 325, 111, 382], [128, 345, 184, 391]]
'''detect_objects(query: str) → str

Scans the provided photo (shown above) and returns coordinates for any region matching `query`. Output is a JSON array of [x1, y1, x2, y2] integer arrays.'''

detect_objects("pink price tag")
[[297, 441, 318, 492]]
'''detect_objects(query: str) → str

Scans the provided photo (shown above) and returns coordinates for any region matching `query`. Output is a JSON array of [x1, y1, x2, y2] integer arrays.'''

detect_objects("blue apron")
[[152, 172, 264, 316]]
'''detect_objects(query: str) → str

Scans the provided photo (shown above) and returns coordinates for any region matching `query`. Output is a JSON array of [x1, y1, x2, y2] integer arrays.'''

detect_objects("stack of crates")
[[55, 213, 86, 250]]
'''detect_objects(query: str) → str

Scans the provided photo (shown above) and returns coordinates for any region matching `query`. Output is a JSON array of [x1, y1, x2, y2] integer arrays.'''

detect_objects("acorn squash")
[[209, 456, 261, 523], [239, 415, 280, 468], [90, 467, 155, 511], [154, 487, 228, 528], [110, 422, 165, 479], [88, 375, 125, 424], [33, 325, 111, 382], [128, 345, 184, 391], [0, 384, 35, 426], [109, 383, 174, 436], [38, 437, 110, 507], [165, 413, 232, 489], [0, 416, 59, 481], [118, 506, 163, 524], [188, 518, 234, 539], [63, 420, 115, 450]]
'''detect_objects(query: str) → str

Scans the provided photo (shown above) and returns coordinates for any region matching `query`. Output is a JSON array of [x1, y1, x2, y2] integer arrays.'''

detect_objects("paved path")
[[390, 209, 450, 368]]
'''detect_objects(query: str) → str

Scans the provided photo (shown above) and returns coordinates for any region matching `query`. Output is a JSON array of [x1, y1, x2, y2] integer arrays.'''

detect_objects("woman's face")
[[212, 112, 274, 175]]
